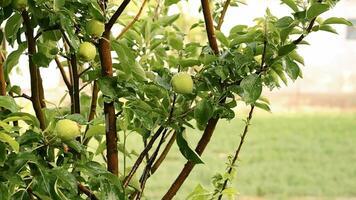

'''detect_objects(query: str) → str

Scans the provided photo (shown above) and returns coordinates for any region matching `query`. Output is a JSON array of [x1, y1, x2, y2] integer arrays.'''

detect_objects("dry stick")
[[99, 0, 131, 176], [78, 183, 99, 200], [151, 131, 176, 174], [216, 0, 231, 30], [116, 0, 148, 40], [21, 11, 46, 130], [217, 106, 254, 200], [162, 1, 220, 199], [123, 126, 165, 187]]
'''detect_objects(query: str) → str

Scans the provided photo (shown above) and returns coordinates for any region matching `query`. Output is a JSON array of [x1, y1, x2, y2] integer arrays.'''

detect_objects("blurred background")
[[7, 0, 356, 199]]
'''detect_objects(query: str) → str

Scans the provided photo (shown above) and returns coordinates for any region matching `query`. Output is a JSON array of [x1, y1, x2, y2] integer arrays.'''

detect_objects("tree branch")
[[217, 106, 254, 200], [21, 11, 46, 130], [217, 0, 231, 30], [98, 0, 131, 176], [116, 0, 148, 39], [123, 126, 165, 187], [106, 0, 131, 32], [55, 56, 72, 90], [0, 39, 6, 96], [78, 183, 99, 200], [151, 131, 176, 174], [162, 1, 221, 198]]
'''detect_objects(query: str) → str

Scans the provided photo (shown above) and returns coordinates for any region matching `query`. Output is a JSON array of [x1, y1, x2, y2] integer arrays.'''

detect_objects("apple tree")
[[0, 0, 351, 199]]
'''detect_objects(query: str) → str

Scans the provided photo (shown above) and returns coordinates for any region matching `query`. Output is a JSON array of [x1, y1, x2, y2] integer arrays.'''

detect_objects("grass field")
[[121, 112, 356, 200]]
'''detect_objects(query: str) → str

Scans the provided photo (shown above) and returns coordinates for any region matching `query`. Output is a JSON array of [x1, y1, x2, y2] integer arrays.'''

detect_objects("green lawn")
[[122, 112, 356, 200]]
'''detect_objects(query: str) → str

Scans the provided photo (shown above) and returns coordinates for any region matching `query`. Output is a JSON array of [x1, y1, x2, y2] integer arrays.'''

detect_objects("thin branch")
[[34, 24, 61, 40], [151, 131, 176, 174], [55, 56, 72, 90], [123, 126, 165, 187], [21, 11, 46, 130], [13, 93, 32, 100], [106, 0, 131, 32], [0, 42, 6, 96], [217, 106, 254, 200], [78, 66, 92, 77], [83, 81, 99, 145], [201, 0, 219, 54], [217, 0, 231, 30], [78, 183, 99, 200], [136, 129, 168, 200], [116, 0, 148, 39], [79, 81, 91, 92]]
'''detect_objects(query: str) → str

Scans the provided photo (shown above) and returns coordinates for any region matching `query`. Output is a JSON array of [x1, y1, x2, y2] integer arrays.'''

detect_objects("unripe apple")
[[86, 19, 105, 37], [0, 0, 12, 7], [78, 42, 96, 62], [12, 0, 27, 10], [55, 119, 81, 141], [171, 72, 194, 94]]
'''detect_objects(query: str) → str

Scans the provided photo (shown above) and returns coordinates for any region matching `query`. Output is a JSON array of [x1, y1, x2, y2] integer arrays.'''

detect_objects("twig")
[[136, 129, 168, 200], [55, 56, 72, 90], [116, 0, 148, 39], [79, 81, 91, 92], [78, 183, 99, 200], [217, 0, 231, 30], [78, 66, 92, 77], [123, 126, 165, 187], [217, 106, 254, 200], [151, 131, 176, 174]]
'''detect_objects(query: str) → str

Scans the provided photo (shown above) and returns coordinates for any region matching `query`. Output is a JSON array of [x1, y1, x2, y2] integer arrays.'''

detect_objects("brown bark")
[[162, 1, 221, 198], [151, 131, 176, 174], [97, 0, 131, 176], [21, 11, 46, 130], [70, 54, 80, 114]]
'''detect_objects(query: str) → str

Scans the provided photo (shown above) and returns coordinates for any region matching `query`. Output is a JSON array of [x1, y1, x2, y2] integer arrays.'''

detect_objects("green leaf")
[[4, 44, 27, 79], [186, 184, 210, 200], [307, 3, 330, 20], [285, 59, 300, 80], [194, 99, 214, 129], [0, 131, 19, 153], [319, 25, 338, 34], [65, 113, 87, 125], [240, 74, 262, 104], [4, 13, 22, 44], [164, 0, 180, 6], [254, 102, 271, 112], [176, 128, 204, 164], [281, 0, 299, 12], [4, 112, 40, 127], [215, 31, 230, 47], [323, 17, 353, 26], [179, 59, 201, 68], [158, 14, 180, 26], [278, 43, 297, 56], [168, 35, 183, 50], [0, 96, 20, 113], [85, 124, 105, 138]]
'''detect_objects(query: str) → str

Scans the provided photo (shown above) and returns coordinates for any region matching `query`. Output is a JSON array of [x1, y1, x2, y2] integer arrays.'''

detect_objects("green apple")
[[55, 119, 81, 141], [78, 42, 96, 62], [0, 0, 12, 7], [86, 19, 105, 37], [12, 0, 27, 10], [171, 72, 194, 94]]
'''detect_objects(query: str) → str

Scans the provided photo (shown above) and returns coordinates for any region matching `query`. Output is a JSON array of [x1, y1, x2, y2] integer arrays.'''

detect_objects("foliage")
[[0, 0, 350, 199]]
